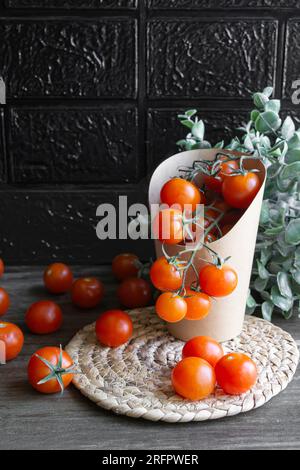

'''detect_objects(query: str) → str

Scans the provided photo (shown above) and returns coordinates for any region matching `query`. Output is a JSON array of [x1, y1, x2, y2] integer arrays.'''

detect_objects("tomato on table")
[[112, 253, 140, 281], [25, 300, 63, 335], [215, 352, 258, 395], [0, 259, 4, 278], [117, 277, 152, 309], [199, 264, 238, 297], [0, 288, 10, 316], [172, 357, 216, 401], [44, 263, 73, 294], [150, 257, 182, 292], [160, 178, 202, 212], [28, 346, 74, 394], [222, 172, 261, 209], [184, 289, 211, 321], [182, 336, 224, 367], [0, 322, 24, 361], [96, 310, 133, 348], [71, 278, 104, 309], [156, 292, 187, 323], [154, 209, 185, 246]]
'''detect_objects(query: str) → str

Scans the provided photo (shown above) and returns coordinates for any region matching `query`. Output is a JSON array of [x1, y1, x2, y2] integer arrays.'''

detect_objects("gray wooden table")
[[0, 266, 299, 450]]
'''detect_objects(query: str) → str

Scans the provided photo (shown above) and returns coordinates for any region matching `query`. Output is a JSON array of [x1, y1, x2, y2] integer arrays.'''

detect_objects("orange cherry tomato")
[[150, 257, 182, 292], [71, 278, 104, 309], [204, 159, 239, 193], [161, 178, 202, 212], [219, 159, 239, 181], [117, 277, 152, 309], [0, 322, 24, 361], [182, 336, 224, 367], [154, 209, 184, 245], [112, 253, 140, 281], [156, 292, 187, 323], [28, 346, 74, 394], [96, 310, 133, 348], [172, 357, 216, 401], [0, 259, 4, 278], [199, 264, 238, 297], [0, 288, 10, 316], [184, 288, 211, 321], [222, 172, 261, 209], [44, 263, 73, 294], [215, 352, 258, 395], [25, 300, 63, 335]]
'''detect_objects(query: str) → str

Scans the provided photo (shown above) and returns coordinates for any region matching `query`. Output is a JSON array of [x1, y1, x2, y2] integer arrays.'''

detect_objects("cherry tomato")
[[219, 159, 239, 181], [96, 310, 133, 348], [0, 322, 24, 361], [222, 172, 261, 209], [112, 253, 140, 281], [71, 278, 104, 309], [28, 346, 74, 394], [161, 178, 202, 212], [184, 288, 211, 321], [117, 277, 152, 309], [203, 175, 223, 194], [199, 264, 238, 297], [204, 159, 239, 193], [0, 259, 4, 278], [172, 357, 216, 401], [215, 352, 258, 395], [0, 288, 10, 316], [44, 263, 73, 294], [182, 336, 224, 367], [25, 300, 63, 335], [156, 292, 187, 323], [154, 209, 184, 245], [150, 257, 182, 292]]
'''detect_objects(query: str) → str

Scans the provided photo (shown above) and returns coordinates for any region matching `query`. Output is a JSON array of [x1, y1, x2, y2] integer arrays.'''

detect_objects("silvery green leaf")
[[261, 291, 271, 301], [244, 135, 254, 151], [251, 109, 260, 122], [254, 276, 269, 292], [288, 131, 300, 149], [263, 86, 274, 98], [215, 140, 224, 149], [281, 116, 296, 141], [253, 92, 269, 109], [271, 286, 294, 311], [292, 270, 300, 284], [260, 247, 272, 265], [176, 139, 188, 148], [262, 301, 274, 321], [282, 309, 294, 320], [181, 120, 194, 130], [196, 140, 211, 149], [257, 260, 270, 280], [264, 226, 284, 236], [265, 99, 281, 114], [286, 218, 300, 245], [247, 292, 259, 309], [185, 109, 197, 118], [286, 148, 300, 163], [260, 201, 270, 225], [192, 120, 205, 140], [277, 272, 293, 298], [255, 111, 282, 134]]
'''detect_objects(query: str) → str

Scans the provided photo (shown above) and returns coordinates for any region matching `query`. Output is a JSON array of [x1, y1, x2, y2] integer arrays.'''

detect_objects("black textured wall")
[[0, 1, 299, 264]]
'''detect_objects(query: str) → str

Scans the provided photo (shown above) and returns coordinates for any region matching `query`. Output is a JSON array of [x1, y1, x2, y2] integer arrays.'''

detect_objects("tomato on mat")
[[182, 336, 224, 367], [0, 322, 24, 361], [44, 263, 73, 294], [0, 288, 10, 316], [117, 277, 152, 309], [0, 259, 4, 278], [156, 292, 187, 323], [160, 178, 202, 212], [28, 346, 74, 394], [96, 310, 133, 348], [112, 253, 140, 281], [25, 300, 63, 335], [172, 357, 216, 401], [215, 353, 258, 395], [199, 264, 238, 298], [150, 257, 182, 292], [222, 172, 261, 209], [184, 289, 211, 321], [154, 209, 185, 246], [71, 277, 104, 309]]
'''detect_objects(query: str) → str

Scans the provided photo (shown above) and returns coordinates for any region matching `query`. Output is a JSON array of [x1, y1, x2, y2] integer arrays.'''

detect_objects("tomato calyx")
[[35, 345, 77, 394]]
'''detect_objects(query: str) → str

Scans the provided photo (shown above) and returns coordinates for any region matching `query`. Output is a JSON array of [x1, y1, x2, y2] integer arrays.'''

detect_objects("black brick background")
[[0, 1, 299, 263]]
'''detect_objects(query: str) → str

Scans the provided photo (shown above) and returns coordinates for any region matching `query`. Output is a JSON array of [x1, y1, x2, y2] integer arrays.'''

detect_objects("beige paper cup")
[[149, 149, 266, 343]]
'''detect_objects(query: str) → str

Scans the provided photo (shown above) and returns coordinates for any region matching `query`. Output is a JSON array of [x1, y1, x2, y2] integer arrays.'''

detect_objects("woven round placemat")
[[66, 307, 299, 423]]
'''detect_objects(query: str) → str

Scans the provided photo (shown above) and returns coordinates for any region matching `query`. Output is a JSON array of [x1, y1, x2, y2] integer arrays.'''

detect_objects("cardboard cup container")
[[149, 149, 266, 343]]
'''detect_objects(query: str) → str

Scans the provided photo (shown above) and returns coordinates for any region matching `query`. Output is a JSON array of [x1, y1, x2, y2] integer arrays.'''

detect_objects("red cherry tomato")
[[117, 277, 152, 309], [222, 172, 262, 209], [156, 292, 187, 323], [184, 289, 211, 321], [172, 357, 216, 401], [44, 263, 73, 294], [28, 346, 74, 394], [112, 253, 140, 281], [154, 209, 184, 245], [0, 259, 4, 278], [199, 264, 238, 297], [150, 257, 182, 292], [0, 288, 10, 316], [182, 336, 224, 367], [71, 278, 104, 309], [25, 300, 63, 335], [204, 159, 239, 193], [161, 178, 202, 212], [0, 322, 24, 361], [96, 310, 133, 348], [215, 353, 258, 395]]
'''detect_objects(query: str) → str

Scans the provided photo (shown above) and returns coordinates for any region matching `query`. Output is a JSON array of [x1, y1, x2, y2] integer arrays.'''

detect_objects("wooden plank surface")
[[0, 266, 299, 450]]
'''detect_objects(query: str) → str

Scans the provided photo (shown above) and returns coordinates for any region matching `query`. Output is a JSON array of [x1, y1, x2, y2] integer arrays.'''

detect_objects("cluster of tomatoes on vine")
[[150, 154, 262, 324]]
